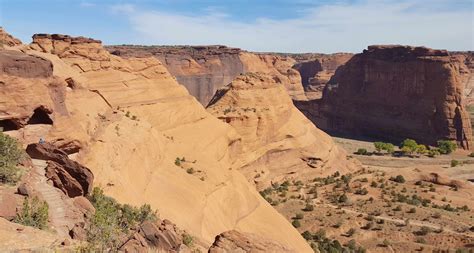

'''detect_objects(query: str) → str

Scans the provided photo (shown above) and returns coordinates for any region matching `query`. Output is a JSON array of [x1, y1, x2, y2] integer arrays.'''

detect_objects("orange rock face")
[[318, 45, 472, 148], [106, 46, 306, 104], [292, 53, 353, 99], [0, 27, 22, 47]]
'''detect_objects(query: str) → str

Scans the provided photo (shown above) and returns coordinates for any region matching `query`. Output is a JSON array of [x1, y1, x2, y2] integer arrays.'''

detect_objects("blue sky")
[[1, 0, 472, 53]]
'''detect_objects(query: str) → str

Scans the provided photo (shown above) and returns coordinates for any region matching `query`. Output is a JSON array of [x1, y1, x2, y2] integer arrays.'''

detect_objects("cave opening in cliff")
[[27, 107, 53, 125], [0, 119, 22, 131]]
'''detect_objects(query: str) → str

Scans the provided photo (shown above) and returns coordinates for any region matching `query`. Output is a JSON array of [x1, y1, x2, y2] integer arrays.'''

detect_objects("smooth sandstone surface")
[[1, 33, 312, 252]]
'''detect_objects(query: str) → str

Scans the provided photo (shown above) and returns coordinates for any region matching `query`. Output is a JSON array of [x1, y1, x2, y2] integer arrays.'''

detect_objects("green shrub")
[[0, 132, 24, 184], [355, 148, 368, 155], [390, 175, 406, 183], [303, 203, 314, 212], [437, 140, 457, 154], [292, 219, 301, 228], [355, 188, 368, 195], [14, 197, 49, 229], [374, 142, 395, 154], [301, 230, 312, 240], [451, 160, 460, 167], [469, 152, 474, 157], [183, 233, 193, 247], [338, 194, 349, 203], [86, 187, 157, 251], [427, 149, 441, 157], [400, 139, 418, 155], [294, 213, 304, 219]]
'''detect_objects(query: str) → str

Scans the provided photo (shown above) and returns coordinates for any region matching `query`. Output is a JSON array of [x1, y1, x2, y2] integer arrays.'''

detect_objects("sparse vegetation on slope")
[[14, 197, 49, 230], [0, 132, 24, 184], [85, 187, 157, 251]]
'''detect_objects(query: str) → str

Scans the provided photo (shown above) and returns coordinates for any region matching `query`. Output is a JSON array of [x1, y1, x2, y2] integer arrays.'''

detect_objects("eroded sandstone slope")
[[106, 45, 307, 105], [1, 33, 312, 252], [207, 72, 359, 189], [317, 45, 472, 148]]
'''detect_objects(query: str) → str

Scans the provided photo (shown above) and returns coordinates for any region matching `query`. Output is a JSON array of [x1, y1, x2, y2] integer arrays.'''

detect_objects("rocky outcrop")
[[207, 73, 358, 189], [0, 50, 53, 78], [316, 45, 472, 149], [0, 27, 22, 47], [106, 46, 306, 104], [121, 219, 190, 252], [26, 143, 93, 197], [8, 33, 314, 252], [209, 230, 296, 253], [292, 53, 353, 99]]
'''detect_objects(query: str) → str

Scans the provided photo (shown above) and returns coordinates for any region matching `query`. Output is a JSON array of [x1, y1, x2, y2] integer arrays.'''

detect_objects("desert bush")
[[355, 148, 368, 155], [14, 197, 49, 229], [417, 226, 431, 236], [437, 140, 457, 154], [469, 152, 474, 157], [0, 132, 24, 184], [408, 207, 416, 213], [346, 228, 356, 237], [382, 239, 391, 247], [338, 193, 349, 204], [451, 160, 460, 167], [355, 188, 368, 195], [390, 175, 406, 183], [427, 149, 441, 157], [303, 203, 314, 212], [183, 233, 193, 247], [400, 139, 418, 155], [292, 219, 301, 228], [374, 142, 394, 154], [86, 187, 157, 251], [294, 213, 304, 219]]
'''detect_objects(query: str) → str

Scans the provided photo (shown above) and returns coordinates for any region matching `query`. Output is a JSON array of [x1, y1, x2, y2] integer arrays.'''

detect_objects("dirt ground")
[[266, 136, 474, 253]]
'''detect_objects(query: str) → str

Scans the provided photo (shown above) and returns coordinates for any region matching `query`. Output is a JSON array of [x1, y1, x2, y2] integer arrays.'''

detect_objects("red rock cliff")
[[319, 45, 472, 149]]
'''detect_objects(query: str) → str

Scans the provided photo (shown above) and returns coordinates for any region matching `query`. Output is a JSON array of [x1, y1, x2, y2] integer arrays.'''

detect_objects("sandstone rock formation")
[[0, 32, 312, 252], [292, 53, 353, 99], [0, 27, 22, 47], [106, 46, 306, 105], [315, 45, 472, 148], [207, 72, 358, 189], [121, 219, 191, 252], [209, 230, 296, 253], [26, 143, 94, 197]]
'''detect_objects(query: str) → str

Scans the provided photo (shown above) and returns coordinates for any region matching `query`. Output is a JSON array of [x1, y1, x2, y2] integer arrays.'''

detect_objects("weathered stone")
[[316, 45, 472, 148], [209, 230, 296, 253], [26, 143, 94, 196]]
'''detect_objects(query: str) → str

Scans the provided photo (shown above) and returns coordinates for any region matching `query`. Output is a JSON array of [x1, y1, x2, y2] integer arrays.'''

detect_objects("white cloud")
[[111, 0, 473, 53]]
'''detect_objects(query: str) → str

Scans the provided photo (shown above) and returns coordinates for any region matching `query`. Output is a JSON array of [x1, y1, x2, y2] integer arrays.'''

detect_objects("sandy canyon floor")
[[265, 136, 474, 252]]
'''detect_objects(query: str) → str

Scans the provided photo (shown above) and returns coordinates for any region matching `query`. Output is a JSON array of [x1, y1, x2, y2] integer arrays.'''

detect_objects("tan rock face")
[[292, 53, 353, 99], [207, 73, 358, 189], [0, 33, 312, 252], [318, 45, 472, 149], [0, 27, 22, 47], [106, 46, 307, 104], [209, 230, 296, 253]]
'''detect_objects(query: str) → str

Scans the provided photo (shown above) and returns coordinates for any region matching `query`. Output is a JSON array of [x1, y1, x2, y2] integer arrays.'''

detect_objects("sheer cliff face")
[[1, 34, 313, 252], [207, 73, 359, 189], [319, 45, 472, 148], [106, 46, 306, 104], [292, 53, 353, 99]]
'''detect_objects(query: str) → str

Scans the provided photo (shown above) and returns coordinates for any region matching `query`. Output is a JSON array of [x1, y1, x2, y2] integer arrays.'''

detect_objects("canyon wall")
[[292, 53, 353, 99], [106, 46, 306, 105], [316, 45, 472, 148], [1, 33, 313, 252], [207, 72, 358, 189]]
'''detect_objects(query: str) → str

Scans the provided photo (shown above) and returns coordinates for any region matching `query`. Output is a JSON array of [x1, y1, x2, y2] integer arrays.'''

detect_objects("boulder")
[[0, 192, 19, 220], [209, 230, 296, 253], [26, 143, 94, 196], [120, 219, 187, 253]]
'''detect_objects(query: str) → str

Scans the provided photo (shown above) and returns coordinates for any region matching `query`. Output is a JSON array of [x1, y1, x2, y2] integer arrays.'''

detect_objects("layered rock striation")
[[207, 72, 358, 189], [318, 45, 472, 148], [0, 32, 312, 252], [106, 46, 306, 105]]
